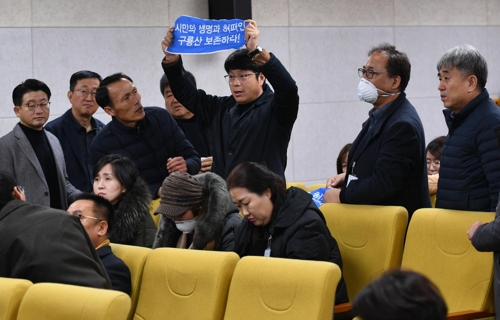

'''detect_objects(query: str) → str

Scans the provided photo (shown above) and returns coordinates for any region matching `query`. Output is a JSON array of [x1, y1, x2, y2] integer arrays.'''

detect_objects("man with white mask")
[[324, 43, 430, 218]]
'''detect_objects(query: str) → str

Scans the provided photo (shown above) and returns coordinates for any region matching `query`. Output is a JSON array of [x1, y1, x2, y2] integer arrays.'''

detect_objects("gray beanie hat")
[[155, 172, 204, 217]]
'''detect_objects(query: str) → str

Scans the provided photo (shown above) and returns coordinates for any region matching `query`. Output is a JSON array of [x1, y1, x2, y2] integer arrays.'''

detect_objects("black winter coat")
[[162, 53, 298, 180], [233, 187, 349, 305], [437, 89, 500, 212], [91, 107, 200, 197], [340, 92, 430, 218]]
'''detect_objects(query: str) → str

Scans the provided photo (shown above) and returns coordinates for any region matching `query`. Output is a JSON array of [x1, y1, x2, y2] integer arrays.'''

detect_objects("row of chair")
[[1, 250, 343, 320], [122, 203, 497, 319], [0, 277, 131, 320], [323, 203, 496, 319], [3, 203, 495, 319]]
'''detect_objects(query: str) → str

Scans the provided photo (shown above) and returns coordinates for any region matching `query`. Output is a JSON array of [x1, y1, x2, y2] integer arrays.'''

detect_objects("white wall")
[[1, 0, 499, 186]]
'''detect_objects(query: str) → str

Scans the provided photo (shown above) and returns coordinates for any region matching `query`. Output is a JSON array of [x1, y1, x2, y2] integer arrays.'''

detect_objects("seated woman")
[[93, 154, 157, 248], [153, 172, 242, 250], [227, 162, 349, 305], [426, 136, 445, 198], [336, 143, 352, 175]]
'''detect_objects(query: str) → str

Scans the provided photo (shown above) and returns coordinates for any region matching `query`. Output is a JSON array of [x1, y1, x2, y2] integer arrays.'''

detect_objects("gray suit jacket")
[[0, 123, 80, 209]]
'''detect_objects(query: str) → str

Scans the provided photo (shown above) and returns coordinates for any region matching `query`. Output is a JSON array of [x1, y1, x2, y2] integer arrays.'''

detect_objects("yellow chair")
[[224, 256, 341, 320], [286, 182, 307, 190], [320, 203, 408, 301], [401, 208, 495, 318], [0, 277, 32, 320], [149, 198, 161, 227], [110, 243, 152, 320], [134, 248, 239, 320], [430, 193, 437, 208], [307, 183, 327, 192], [17, 282, 131, 320]]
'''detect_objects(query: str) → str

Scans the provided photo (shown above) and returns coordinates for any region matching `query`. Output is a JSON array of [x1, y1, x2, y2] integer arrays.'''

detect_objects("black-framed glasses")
[[70, 212, 102, 221], [24, 101, 50, 111], [358, 68, 389, 79], [74, 89, 97, 97], [224, 72, 259, 84]]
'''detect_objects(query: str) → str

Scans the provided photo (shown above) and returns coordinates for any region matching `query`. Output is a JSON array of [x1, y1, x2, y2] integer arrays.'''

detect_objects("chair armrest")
[[447, 310, 495, 320], [334, 302, 351, 313]]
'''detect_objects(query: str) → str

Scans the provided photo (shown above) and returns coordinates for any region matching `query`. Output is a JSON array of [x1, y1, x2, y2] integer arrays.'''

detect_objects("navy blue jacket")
[[45, 109, 104, 192], [340, 92, 431, 218], [436, 89, 500, 212], [162, 53, 298, 180], [90, 107, 201, 197], [97, 245, 131, 295]]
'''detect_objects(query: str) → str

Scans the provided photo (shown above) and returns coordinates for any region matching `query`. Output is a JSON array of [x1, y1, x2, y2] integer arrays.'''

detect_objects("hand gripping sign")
[[167, 15, 248, 55]]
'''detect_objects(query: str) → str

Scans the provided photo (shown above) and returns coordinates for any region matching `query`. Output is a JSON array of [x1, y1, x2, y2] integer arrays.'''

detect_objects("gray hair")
[[437, 44, 488, 90]]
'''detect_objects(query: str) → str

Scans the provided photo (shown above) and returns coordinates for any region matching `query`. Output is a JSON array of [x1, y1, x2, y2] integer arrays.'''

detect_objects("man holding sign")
[[161, 19, 299, 180]]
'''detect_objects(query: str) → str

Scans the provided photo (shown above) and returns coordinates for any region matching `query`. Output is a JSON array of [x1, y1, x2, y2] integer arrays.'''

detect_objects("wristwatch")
[[247, 46, 263, 59]]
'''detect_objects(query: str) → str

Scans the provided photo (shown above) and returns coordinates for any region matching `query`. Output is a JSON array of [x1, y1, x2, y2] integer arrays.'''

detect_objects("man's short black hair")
[[224, 49, 260, 73], [12, 79, 51, 106], [160, 70, 197, 95], [0, 170, 17, 211], [73, 193, 115, 234], [96, 72, 133, 109], [69, 70, 102, 91]]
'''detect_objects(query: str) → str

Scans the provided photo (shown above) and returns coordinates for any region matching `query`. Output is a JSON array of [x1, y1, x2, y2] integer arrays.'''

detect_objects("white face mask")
[[357, 78, 400, 104], [175, 219, 197, 233]]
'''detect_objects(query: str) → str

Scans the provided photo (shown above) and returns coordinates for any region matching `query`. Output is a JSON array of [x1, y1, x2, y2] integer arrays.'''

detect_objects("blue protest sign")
[[167, 15, 247, 55]]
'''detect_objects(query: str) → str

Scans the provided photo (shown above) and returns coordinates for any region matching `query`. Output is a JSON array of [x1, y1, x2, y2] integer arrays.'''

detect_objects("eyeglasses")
[[70, 212, 102, 221], [358, 68, 389, 79], [24, 102, 50, 111], [16, 186, 25, 194], [224, 72, 258, 84], [74, 89, 97, 97]]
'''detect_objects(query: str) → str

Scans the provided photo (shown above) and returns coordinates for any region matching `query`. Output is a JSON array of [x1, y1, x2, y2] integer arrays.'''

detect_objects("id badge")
[[346, 174, 358, 187], [264, 248, 271, 257]]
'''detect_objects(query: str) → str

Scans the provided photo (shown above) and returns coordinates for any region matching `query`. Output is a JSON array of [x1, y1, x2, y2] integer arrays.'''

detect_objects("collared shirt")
[[69, 113, 100, 191]]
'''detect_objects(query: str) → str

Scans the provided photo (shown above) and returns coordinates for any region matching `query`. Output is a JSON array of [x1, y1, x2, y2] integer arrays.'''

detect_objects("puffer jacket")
[[91, 107, 201, 197], [153, 172, 242, 251], [437, 89, 500, 212], [110, 176, 157, 248], [233, 187, 349, 305]]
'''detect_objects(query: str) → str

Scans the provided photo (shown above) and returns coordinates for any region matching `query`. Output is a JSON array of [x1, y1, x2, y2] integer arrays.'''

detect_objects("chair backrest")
[[149, 198, 161, 227], [401, 208, 495, 313], [134, 248, 239, 320], [286, 182, 307, 190], [17, 282, 131, 320], [320, 203, 408, 300], [0, 277, 32, 320], [307, 183, 326, 192], [110, 243, 152, 320], [224, 256, 341, 320]]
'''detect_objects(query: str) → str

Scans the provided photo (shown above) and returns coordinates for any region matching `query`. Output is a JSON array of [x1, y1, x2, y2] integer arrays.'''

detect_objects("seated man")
[[0, 79, 80, 209], [0, 170, 110, 288], [160, 72, 213, 173], [68, 194, 131, 295], [91, 73, 201, 198]]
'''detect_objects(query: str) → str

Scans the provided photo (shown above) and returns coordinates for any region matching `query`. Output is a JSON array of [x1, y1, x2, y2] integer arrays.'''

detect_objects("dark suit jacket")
[[340, 93, 431, 217], [98, 245, 131, 295], [45, 109, 104, 192], [0, 124, 80, 209], [0, 200, 111, 288]]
